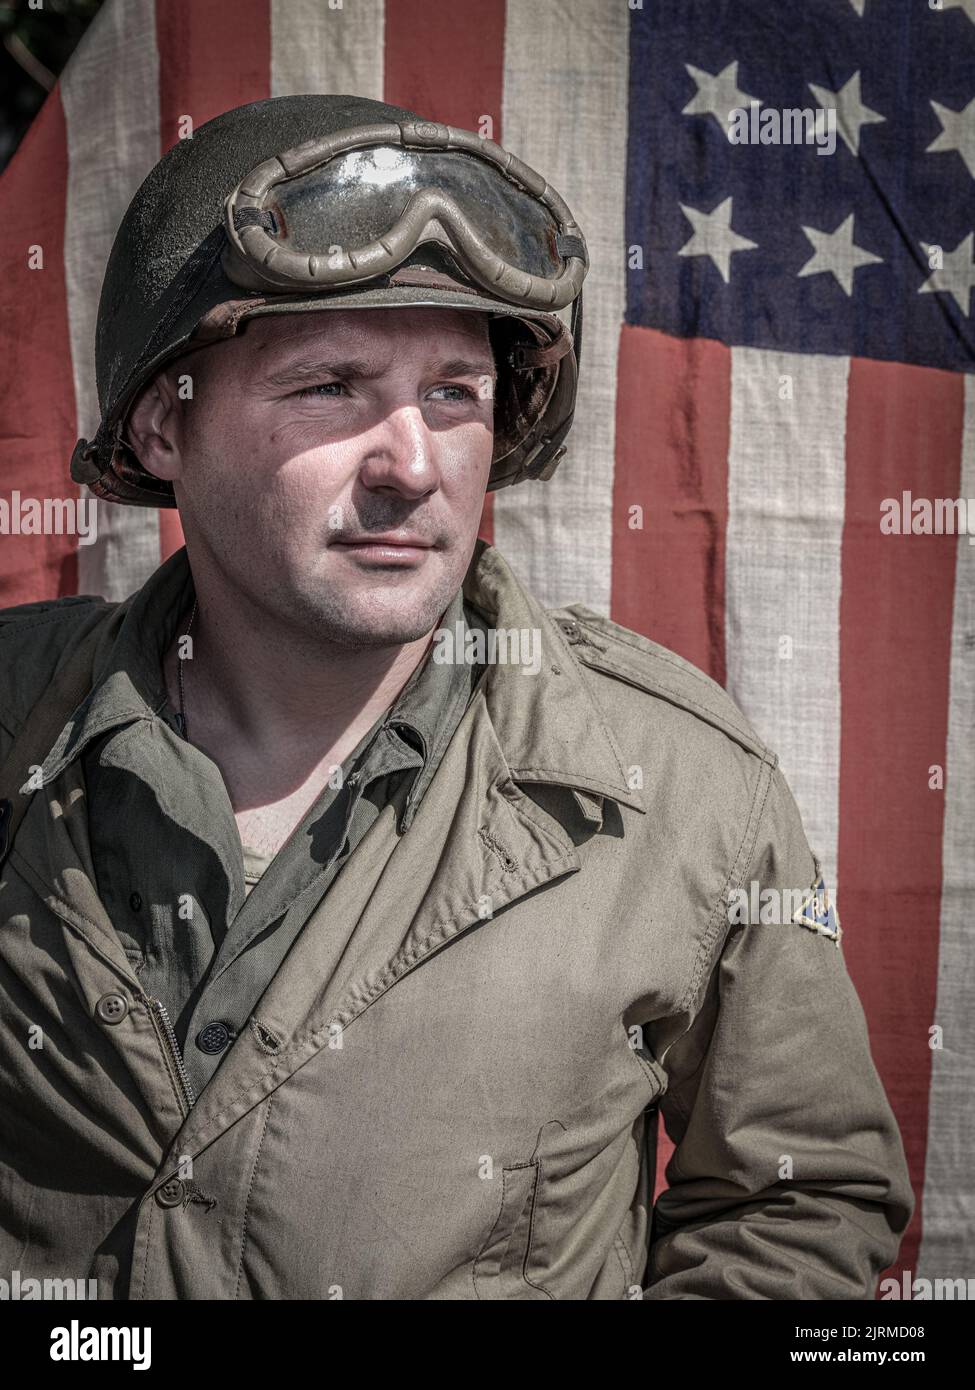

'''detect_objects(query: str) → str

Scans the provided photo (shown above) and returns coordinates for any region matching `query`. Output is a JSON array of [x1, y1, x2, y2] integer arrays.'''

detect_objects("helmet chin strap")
[[569, 291, 584, 377]]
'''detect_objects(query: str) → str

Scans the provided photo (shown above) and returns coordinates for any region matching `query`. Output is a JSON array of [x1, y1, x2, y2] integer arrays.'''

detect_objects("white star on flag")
[[682, 61, 760, 134], [808, 71, 885, 157], [848, 0, 866, 14], [927, 96, 975, 181], [798, 214, 883, 297], [677, 197, 758, 284], [919, 233, 975, 315]]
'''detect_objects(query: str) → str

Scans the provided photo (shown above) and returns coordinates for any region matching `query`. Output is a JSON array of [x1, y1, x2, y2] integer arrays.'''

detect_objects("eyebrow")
[[258, 353, 497, 389]]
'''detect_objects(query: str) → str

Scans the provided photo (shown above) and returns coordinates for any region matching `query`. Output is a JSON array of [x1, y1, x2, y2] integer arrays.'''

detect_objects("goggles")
[[221, 119, 589, 311]]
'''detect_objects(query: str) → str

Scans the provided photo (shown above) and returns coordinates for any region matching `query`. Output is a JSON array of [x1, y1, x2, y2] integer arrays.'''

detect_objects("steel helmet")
[[69, 93, 589, 507]]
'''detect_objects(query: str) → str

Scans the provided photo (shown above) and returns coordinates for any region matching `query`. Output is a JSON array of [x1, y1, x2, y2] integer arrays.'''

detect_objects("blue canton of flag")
[[625, 0, 975, 371]]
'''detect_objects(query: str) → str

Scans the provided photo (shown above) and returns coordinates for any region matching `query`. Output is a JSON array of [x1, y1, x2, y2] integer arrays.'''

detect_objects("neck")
[[162, 566, 444, 811]]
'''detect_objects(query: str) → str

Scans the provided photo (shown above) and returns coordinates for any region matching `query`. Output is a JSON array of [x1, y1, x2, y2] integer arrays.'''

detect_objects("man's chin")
[[288, 591, 447, 651]]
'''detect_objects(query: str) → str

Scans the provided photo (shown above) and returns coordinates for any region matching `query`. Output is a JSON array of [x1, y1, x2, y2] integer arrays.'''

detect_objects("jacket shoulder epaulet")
[[0, 593, 118, 736], [0, 593, 108, 629], [549, 602, 776, 766]]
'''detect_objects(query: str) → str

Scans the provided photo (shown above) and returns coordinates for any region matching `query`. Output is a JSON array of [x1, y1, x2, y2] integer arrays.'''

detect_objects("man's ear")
[[124, 360, 192, 483]]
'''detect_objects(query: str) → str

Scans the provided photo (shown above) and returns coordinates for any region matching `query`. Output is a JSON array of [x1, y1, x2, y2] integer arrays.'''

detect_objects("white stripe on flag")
[[496, 0, 629, 612], [270, 0, 384, 98], [916, 375, 975, 1283], [725, 348, 847, 898], [61, 0, 162, 601]]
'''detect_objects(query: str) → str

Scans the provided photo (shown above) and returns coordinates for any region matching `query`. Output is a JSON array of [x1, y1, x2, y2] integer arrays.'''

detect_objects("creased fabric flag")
[[0, 0, 971, 1290]]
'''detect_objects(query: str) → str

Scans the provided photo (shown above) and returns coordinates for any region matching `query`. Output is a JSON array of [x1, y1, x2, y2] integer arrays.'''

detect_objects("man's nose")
[[358, 404, 440, 498]]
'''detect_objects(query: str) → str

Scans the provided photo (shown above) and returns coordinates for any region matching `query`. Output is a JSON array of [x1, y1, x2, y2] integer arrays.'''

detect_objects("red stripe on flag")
[[156, 0, 272, 155], [840, 358, 962, 1288], [383, 0, 506, 146], [383, 0, 507, 546], [158, 507, 186, 565], [612, 325, 729, 684], [155, 0, 271, 562], [0, 91, 79, 607], [613, 324, 731, 1201]]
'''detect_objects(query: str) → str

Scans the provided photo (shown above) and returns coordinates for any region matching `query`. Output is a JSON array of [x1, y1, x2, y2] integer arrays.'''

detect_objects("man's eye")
[[430, 384, 477, 402], [294, 382, 346, 399]]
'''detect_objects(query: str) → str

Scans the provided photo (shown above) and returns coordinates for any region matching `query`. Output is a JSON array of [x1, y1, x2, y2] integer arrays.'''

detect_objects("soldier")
[[0, 94, 912, 1299]]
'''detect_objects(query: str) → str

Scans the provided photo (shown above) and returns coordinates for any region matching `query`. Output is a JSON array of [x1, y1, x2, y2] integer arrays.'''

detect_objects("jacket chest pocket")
[[472, 1160, 554, 1300]]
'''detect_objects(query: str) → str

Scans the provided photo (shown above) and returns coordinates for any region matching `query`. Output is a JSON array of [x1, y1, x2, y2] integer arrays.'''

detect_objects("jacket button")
[[95, 992, 129, 1024], [196, 1021, 232, 1054], [129, 891, 143, 911], [155, 1178, 185, 1208]]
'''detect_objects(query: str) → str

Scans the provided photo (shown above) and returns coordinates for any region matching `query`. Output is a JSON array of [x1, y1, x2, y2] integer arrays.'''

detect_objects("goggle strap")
[[508, 324, 573, 371], [233, 207, 279, 234], [556, 232, 588, 266]]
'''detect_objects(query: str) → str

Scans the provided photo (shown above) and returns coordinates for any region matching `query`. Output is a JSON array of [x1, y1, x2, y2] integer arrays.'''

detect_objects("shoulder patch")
[[548, 602, 775, 765], [793, 872, 842, 947]]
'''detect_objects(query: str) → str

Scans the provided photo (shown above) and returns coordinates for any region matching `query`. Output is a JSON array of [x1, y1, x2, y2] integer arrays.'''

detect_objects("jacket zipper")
[[143, 995, 196, 1112], [42, 903, 198, 1113]]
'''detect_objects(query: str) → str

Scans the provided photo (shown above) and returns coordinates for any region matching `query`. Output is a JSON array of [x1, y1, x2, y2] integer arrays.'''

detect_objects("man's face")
[[139, 305, 497, 648]]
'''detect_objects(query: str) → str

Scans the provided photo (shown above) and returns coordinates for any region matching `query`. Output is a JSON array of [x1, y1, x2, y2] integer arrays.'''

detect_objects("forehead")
[[239, 305, 493, 359]]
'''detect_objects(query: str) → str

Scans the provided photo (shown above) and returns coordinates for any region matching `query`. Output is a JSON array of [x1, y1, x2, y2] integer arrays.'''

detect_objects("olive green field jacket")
[[0, 539, 913, 1299]]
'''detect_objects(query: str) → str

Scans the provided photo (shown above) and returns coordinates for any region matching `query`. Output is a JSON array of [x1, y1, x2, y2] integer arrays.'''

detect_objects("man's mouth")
[[334, 533, 433, 549], [331, 533, 435, 564]]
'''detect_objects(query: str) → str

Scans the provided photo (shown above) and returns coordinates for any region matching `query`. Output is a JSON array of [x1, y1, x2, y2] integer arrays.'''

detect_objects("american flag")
[[0, 0, 972, 1289]]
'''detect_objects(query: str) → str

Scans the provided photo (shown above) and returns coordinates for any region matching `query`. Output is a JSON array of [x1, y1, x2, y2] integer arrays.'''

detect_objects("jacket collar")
[[461, 537, 645, 816], [25, 545, 193, 792], [28, 538, 645, 819]]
